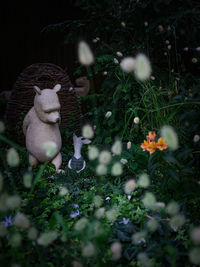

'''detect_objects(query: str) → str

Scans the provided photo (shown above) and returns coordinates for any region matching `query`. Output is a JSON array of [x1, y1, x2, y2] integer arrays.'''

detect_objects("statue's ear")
[[53, 84, 61, 93], [33, 86, 41, 95]]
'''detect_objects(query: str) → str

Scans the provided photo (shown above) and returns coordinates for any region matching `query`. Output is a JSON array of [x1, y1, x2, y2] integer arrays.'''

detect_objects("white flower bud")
[[124, 179, 136, 194], [99, 150, 112, 165], [105, 111, 112, 118], [88, 145, 99, 160], [133, 117, 140, 124], [78, 41, 94, 66], [7, 148, 20, 167], [120, 57, 136, 73], [82, 124, 94, 139], [135, 54, 152, 81]]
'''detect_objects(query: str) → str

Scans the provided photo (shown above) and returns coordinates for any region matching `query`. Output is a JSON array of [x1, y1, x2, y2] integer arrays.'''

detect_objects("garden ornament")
[[23, 84, 62, 172], [6, 63, 91, 173], [68, 135, 91, 173]]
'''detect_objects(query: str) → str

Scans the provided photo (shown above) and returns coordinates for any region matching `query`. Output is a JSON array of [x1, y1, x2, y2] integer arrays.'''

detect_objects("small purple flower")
[[73, 204, 79, 209], [70, 210, 80, 218], [1, 216, 13, 228]]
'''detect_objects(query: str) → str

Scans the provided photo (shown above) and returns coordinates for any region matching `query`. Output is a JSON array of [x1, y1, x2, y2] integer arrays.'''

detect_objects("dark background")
[[1, 1, 81, 92]]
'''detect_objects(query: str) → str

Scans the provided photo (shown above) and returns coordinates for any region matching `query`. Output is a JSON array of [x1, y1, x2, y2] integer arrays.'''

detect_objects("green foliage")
[[1, 0, 200, 266]]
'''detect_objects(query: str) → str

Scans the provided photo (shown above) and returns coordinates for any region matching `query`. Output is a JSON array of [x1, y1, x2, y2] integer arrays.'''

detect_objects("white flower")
[[121, 21, 126, 27], [82, 242, 96, 257], [150, 76, 155, 80], [192, 58, 198, 63], [189, 248, 200, 265], [111, 162, 123, 176], [42, 141, 58, 158], [96, 164, 107, 176], [120, 57, 136, 73], [166, 201, 179, 216], [167, 45, 172, 50], [111, 242, 122, 260], [93, 195, 103, 207], [127, 195, 131, 200], [103, 71, 107, 75], [144, 21, 148, 27], [124, 179, 136, 194], [78, 41, 94, 66], [74, 217, 88, 231], [138, 173, 150, 188], [147, 219, 158, 232], [193, 135, 200, 142], [191, 227, 200, 244], [165, 40, 170, 44], [135, 53, 152, 81], [28, 227, 38, 240], [116, 51, 123, 57], [133, 117, 140, 124], [114, 58, 119, 64], [170, 215, 185, 230], [161, 125, 178, 151], [127, 141, 131, 150], [105, 196, 111, 201], [196, 47, 200, 52], [142, 192, 156, 209], [106, 208, 118, 221], [183, 47, 189, 51], [59, 186, 68, 196], [88, 145, 99, 160], [111, 140, 122, 155], [14, 213, 30, 229], [99, 150, 112, 165], [6, 195, 21, 210], [132, 231, 146, 244], [95, 207, 105, 219], [37, 231, 58, 246], [0, 121, 5, 133], [105, 111, 112, 118], [7, 148, 20, 167], [23, 172, 32, 188], [82, 124, 94, 139], [120, 158, 128, 165]]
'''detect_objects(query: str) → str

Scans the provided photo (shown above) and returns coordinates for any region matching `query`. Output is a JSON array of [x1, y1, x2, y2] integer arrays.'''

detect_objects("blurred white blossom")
[[111, 140, 122, 155], [111, 242, 122, 260], [42, 141, 58, 158], [82, 124, 94, 139], [37, 231, 58, 246], [135, 53, 152, 81], [82, 242, 96, 257], [105, 111, 112, 118], [133, 117, 140, 124], [120, 57, 136, 73], [14, 213, 30, 229], [88, 145, 99, 160], [111, 162, 123, 176], [7, 148, 20, 167], [78, 41, 94, 66], [96, 164, 107, 176], [124, 179, 136, 194], [99, 150, 112, 165], [161, 125, 178, 151], [74, 217, 88, 231]]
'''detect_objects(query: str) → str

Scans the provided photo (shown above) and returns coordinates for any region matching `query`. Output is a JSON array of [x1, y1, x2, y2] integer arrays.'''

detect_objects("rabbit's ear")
[[33, 86, 41, 95], [53, 84, 61, 93]]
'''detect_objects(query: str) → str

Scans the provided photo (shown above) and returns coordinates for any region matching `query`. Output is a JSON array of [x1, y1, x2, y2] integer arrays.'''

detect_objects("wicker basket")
[[5, 63, 82, 144]]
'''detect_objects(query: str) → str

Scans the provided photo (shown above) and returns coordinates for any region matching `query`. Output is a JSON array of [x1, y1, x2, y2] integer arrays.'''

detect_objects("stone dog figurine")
[[23, 84, 62, 172]]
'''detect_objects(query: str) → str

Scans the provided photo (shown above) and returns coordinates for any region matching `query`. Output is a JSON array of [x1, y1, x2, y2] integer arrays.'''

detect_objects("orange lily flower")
[[156, 137, 167, 150], [146, 141, 156, 153], [141, 140, 149, 151], [146, 131, 156, 141]]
